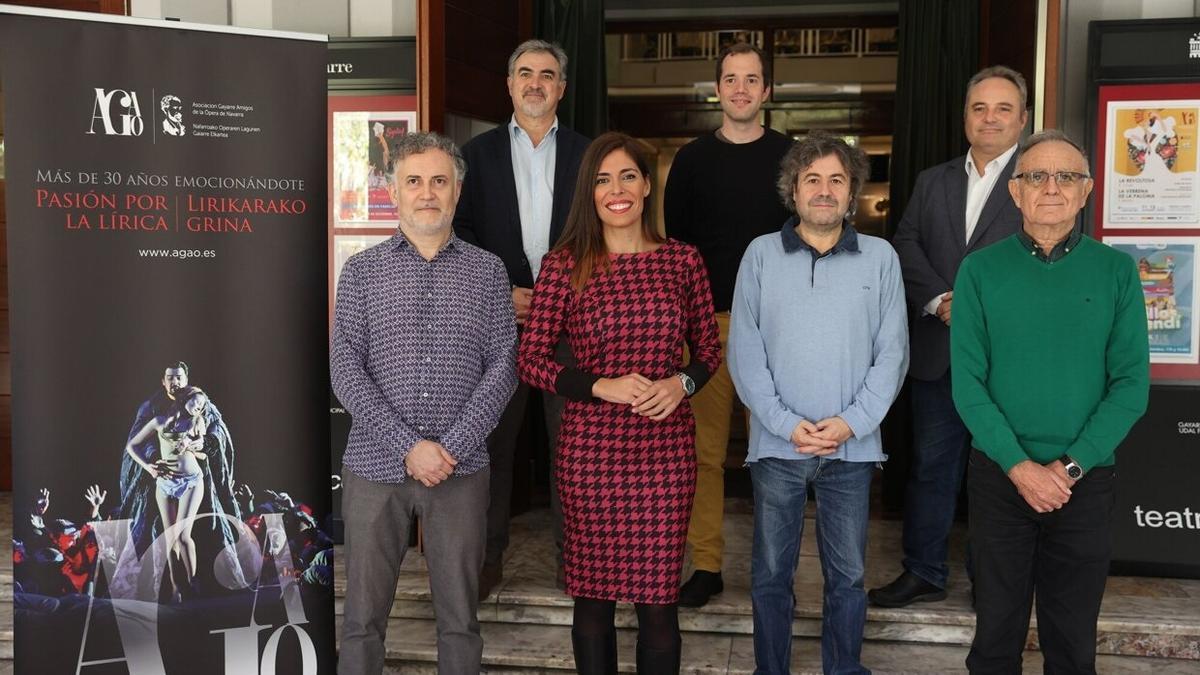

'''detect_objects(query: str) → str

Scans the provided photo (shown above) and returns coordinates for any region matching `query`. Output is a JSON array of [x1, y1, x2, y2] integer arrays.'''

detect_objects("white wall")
[[1059, 0, 1200, 143], [231, 1, 273, 29], [130, 0, 415, 37]]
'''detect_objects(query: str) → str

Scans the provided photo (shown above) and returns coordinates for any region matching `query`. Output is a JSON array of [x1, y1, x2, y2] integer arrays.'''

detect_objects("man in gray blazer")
[[869, 65, 1027, 608]]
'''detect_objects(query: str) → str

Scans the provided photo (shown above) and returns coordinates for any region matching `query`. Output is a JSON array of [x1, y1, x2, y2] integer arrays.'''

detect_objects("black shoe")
[[867, 571, 947, 608], [478, 562, 502, 602], [678, 570, 723, 608]]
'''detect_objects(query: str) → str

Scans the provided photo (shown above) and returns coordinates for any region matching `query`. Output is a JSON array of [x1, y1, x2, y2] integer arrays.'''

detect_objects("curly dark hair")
[[776, 131, 870, 214]]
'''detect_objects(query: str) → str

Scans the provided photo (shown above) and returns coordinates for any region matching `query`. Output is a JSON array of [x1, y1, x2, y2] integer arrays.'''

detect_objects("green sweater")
[[951, 235, 1150, 473]]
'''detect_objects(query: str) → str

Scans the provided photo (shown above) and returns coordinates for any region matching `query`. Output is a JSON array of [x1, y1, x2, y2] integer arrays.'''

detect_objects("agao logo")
[[160, 94, 186, 137], [87, 88, 144, 136]]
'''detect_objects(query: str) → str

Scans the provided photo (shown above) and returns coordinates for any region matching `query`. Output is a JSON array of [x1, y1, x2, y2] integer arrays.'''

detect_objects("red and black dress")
[[518, 239, 721, 604]]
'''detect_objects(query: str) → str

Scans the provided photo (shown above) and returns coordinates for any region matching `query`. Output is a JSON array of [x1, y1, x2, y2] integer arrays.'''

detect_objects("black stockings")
[[571, 598, 681, 675]]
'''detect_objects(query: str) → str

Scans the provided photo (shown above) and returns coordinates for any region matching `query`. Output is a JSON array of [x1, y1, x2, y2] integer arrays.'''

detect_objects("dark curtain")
[[887, 0, 979, 238], [880, 0, 978, 514], [535, 0, 608, 138]]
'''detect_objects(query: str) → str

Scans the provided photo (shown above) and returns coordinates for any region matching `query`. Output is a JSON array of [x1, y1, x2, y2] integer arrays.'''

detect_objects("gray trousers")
[[339, 467, 489, 675]]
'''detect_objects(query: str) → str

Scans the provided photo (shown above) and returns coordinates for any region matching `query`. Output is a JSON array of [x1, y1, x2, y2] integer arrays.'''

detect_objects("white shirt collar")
[[964, 142, 1019, 177]]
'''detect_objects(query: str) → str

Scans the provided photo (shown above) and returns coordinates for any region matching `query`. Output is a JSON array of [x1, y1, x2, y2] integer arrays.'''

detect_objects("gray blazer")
[[891, 152, 1022, 381]]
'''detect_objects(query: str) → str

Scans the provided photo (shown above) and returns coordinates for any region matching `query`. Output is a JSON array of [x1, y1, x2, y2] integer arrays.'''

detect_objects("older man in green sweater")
[[951, 129, 1149, 674]]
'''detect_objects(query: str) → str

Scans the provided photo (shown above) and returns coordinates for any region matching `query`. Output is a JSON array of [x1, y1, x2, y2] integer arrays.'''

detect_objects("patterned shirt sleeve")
[[330, 256, 424, 464], [440, 258, 519, 460], [682, 245, 722, 390], [519, 250, 596, 401]]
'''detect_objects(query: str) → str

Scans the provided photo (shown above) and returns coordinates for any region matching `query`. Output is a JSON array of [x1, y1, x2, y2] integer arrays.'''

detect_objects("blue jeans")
[[901, 372, 971, 588], [750, 457, 873, 675]]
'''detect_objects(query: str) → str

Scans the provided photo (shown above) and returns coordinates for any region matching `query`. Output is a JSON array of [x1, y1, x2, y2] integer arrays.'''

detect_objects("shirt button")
[[418, 425, 426, 432], [421, 392, 429, 398], [426, 357, 432, 363]]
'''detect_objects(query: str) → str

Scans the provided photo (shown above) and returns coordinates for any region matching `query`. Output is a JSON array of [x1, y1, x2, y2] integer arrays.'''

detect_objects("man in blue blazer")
[[869, 65, 1027, 608], [452, 39, 590, 600]]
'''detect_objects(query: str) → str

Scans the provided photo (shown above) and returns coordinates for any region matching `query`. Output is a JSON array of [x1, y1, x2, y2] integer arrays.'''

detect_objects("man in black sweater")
[[663, 42, 792, 608]]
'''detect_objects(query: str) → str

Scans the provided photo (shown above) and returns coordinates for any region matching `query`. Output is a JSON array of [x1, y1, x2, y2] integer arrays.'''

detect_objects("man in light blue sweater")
[[729, 131, 909, 675]]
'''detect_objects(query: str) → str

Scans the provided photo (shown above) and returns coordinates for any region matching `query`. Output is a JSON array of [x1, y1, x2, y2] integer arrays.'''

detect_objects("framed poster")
[[1103, 100, 1199, 227], [326, 94, 417, 323], [333, 233, 391, 297], [1093, 82, 1200, 383], [332, 110, 416, 226], [1105, 237, 1200, 378], [1093, 83, 1200, 234]]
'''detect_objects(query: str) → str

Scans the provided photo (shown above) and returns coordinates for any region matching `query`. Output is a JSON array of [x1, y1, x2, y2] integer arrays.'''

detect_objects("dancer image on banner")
[[13, 486, 107, 601], [116, 360, 245, 598], [123, 386, 211, 601]]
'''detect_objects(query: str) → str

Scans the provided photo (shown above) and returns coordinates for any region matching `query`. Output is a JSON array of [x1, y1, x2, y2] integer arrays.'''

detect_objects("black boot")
[[636, 640, 681, 675], [572, 628, 617, 675]]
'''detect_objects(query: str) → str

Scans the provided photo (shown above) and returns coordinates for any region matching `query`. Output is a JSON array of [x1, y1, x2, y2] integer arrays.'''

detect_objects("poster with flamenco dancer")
[[1103, 99, 1199, 227], [1, 6, 334, 674]]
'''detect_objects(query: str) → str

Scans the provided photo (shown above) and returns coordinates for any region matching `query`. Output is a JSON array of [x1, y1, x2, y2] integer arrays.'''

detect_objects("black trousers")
[[966, 449, 1115, 675], [484, 335, 572, 567]]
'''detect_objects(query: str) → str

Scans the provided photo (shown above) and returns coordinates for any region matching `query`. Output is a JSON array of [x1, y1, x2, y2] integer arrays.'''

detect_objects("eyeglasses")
[[1011, 170, 1091, 187]]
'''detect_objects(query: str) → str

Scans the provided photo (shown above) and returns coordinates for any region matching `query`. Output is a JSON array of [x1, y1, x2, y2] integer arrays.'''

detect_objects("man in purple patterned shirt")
[[331, 131, 517, 674]]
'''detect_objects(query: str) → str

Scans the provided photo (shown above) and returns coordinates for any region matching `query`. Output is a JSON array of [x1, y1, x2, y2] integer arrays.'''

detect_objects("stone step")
[[342, 616, 1200, 674], [331, 540, 1200, 660]]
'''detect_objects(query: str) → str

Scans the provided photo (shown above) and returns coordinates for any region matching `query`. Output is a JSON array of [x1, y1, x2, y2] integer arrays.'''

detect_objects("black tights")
[[572, 598, 681, 674]]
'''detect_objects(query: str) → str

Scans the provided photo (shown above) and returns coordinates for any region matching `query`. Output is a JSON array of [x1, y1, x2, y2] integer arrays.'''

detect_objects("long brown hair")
[[172, 386, 208, 434], [555, 132, 664, 292]]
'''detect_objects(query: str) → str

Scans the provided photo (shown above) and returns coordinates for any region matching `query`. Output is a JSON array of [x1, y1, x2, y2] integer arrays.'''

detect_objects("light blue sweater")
[[729, 220, 909, 463]]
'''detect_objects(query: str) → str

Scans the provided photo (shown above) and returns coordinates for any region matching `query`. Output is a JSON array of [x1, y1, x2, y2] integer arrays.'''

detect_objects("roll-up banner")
[[1, 7, 334, 673]]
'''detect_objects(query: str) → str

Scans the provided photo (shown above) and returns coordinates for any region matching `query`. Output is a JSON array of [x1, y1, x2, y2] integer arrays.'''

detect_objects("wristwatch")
[[676, 372, 696, 397], [1058, 455, 1083, 481]]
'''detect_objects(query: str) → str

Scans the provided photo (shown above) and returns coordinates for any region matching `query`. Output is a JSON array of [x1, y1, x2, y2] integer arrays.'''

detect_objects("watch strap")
[[1058, 454, 1083, 479]]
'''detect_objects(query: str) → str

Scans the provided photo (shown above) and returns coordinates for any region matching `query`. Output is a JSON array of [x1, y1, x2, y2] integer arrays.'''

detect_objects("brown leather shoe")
[[478, 562, 502, 602]]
